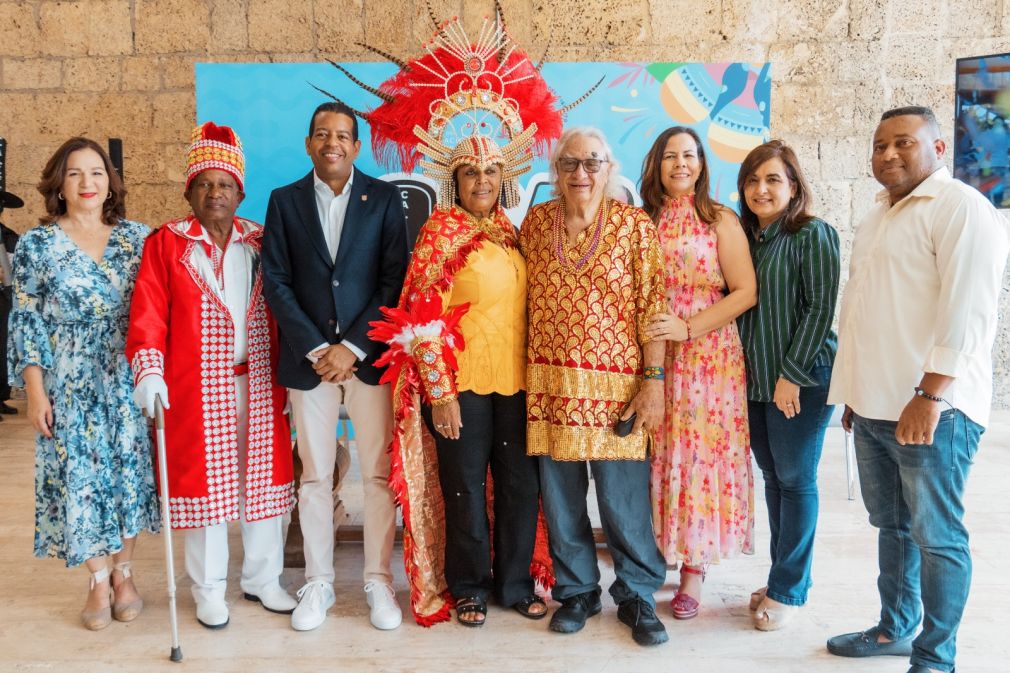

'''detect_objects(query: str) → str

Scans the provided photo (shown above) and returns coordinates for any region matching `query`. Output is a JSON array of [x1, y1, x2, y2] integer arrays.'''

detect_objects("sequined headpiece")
[[312, 0, 601, 209], [186, 121, 245, 191]]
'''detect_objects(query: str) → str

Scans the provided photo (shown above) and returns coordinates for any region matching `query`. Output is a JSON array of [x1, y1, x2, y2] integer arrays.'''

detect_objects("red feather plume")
[[198, 121, 237, 146], [368, 292, 469, 395], [366, 41, 562, 172]]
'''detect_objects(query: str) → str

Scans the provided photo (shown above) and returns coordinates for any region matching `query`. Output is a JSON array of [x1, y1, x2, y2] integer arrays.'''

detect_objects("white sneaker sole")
[[369, 612, 403, 631], [291, 600, 335, 631]]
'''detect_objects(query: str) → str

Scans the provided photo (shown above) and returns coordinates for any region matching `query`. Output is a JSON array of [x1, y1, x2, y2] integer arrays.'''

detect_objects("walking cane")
[[154, 395, 183, 662]]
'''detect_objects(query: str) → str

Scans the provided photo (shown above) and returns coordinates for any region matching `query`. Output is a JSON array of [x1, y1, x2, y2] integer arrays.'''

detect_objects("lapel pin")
[[361, 194, 368, 202]]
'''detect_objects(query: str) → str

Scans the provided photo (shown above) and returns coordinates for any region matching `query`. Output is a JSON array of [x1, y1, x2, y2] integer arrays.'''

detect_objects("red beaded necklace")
[[552, 197, 608, 270]]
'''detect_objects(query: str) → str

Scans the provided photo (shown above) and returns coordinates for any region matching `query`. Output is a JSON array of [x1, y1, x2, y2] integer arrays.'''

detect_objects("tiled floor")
[[1, 401, 1006, 672]]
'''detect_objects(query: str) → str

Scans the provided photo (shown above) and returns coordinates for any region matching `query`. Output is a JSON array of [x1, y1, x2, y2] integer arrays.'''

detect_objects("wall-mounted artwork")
[[955, 52, 1010, 208], [196, 61, 772, 230]]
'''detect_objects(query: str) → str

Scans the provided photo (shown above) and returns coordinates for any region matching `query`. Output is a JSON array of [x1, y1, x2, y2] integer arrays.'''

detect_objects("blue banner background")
[[195, 61, 772, 223]]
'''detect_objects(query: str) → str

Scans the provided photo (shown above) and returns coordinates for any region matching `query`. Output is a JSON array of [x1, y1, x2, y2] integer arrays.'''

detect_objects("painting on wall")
[[196, 60, 771, 230], [955, 52, 1010, 208]]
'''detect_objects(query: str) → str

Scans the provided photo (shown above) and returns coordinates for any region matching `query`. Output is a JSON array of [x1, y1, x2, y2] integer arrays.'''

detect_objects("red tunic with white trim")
[[126, 216, 294, 529]]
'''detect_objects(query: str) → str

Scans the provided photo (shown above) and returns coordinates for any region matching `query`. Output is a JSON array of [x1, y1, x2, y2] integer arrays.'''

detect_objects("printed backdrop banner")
[[196, 61, 772, 230]]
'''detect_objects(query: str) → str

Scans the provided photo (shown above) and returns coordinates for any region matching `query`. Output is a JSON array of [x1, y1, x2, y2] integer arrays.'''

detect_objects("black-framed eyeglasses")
[[556, 157, 609, 173]]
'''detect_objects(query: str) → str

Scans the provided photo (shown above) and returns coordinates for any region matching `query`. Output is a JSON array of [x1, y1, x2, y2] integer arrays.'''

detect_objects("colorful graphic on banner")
[[195, 61, 771, 228], [955, 52, 1010, 208]]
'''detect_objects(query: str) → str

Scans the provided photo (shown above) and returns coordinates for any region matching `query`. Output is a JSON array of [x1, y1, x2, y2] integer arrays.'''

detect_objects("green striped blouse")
[[737, 216, 840, 402]]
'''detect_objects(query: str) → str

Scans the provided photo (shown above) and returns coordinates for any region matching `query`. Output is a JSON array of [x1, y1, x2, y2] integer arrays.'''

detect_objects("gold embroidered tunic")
[[520, 199, 666, 461]]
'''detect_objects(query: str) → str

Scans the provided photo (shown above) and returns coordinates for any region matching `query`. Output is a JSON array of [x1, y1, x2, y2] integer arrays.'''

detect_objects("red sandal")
[[671, 565, 706, 620]]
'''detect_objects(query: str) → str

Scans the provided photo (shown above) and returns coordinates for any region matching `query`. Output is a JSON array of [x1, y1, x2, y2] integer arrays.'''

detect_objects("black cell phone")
[[614, 412, 637, 437]]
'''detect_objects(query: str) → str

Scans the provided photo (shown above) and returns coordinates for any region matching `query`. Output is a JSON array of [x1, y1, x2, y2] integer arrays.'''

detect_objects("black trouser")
[[421, 390, 540, 605], [0, 287, 10, 401]]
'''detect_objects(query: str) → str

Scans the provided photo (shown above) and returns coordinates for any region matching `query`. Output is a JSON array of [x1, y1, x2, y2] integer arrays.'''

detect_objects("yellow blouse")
[[446, 241, 527, 395]]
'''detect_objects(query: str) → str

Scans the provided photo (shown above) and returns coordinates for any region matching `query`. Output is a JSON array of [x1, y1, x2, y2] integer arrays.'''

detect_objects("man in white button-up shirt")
[[827, 106, 1010, 673], [262, 102, 409, 633]]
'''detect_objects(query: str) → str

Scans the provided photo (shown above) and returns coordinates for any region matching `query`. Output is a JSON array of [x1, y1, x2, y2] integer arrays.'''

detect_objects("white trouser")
[[185, 514, 285, 603], [183, 374, 285, 603], [289, 376, 396, 585]]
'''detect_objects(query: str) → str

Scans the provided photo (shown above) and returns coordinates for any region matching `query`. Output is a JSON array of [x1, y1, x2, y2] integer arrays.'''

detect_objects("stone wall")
[[1, 0, 1009, 406]]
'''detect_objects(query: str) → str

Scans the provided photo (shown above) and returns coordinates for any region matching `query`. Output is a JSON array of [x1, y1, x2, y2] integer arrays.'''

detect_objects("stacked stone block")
[[0, 0, 1007, 405]]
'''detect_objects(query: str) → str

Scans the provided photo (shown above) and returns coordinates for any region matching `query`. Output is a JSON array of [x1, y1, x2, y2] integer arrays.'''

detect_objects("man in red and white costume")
[[127, 122, 296, 629]]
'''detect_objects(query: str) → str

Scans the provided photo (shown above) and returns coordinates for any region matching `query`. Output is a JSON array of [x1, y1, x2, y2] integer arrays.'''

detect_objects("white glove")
[[133, 374, 170, 418]]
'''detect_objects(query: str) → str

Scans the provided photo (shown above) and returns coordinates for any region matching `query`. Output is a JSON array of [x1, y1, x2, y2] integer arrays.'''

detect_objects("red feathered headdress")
[[311, 1, 602, 209], [365, 21, 562, 174]]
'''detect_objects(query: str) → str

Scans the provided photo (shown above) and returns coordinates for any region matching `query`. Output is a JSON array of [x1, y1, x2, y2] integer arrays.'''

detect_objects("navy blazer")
[[262, 169, 409, 389]]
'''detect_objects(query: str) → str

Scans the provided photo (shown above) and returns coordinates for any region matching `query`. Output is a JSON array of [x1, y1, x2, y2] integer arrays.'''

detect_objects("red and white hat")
[[186, 121, 245, 191]]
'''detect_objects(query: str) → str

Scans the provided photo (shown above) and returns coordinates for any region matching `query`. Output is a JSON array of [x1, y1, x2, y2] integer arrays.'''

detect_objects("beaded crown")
[[313, 1, 601, 209], [186, 121, 245, 191]]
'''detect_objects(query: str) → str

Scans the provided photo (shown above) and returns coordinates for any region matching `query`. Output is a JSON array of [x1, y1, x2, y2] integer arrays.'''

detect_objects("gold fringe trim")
[[527, 363, 640, 401], [527, 422, 649, 461]]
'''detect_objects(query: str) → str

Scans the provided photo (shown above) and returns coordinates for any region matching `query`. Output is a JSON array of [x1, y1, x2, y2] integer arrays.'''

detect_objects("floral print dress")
[[8, 220, 160, 567], [650, 195, 753, 566]]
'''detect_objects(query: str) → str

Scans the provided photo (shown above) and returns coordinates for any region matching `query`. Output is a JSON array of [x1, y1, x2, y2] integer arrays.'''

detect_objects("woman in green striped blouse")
[[736, 140, 840, 632]]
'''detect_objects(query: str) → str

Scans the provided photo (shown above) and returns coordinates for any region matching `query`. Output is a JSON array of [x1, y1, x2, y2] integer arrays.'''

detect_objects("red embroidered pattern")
[[168, 293, 240, 528], [166, 233, 294, 528], [245, 283, 296, 520], [411, 337, 457, 405], [131, 347, 164, 383]]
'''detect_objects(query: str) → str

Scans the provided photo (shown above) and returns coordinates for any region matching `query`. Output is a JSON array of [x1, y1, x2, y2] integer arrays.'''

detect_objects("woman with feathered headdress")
[[355, 9, 573, 627]]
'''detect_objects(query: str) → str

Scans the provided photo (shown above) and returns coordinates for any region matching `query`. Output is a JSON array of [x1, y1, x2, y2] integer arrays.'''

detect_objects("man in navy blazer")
[[261, 102, 409, 633]]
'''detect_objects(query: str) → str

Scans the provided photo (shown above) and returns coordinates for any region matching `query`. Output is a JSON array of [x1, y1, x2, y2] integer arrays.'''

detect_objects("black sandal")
[[455, 596, 487, 627], [512, 594, 548, 620]]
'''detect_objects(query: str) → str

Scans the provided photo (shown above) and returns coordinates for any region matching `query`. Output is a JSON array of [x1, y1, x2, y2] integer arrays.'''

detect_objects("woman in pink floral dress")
[[641, 126, 757, 620]]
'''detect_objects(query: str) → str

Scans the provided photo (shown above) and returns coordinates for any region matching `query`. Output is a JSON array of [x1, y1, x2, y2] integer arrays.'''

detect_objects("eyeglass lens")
[[557, 158, 607, 173]]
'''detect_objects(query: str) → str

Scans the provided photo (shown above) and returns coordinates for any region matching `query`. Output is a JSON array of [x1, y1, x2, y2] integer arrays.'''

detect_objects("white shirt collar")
[[176, 215, 249, 249], [313, 167, 354, 198], [197, 222, 246, 247], [875, 166, 951, 205]]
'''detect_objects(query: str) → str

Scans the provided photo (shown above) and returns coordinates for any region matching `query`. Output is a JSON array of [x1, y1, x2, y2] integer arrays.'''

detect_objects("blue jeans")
[[748, 365, 833, 606], [539, 458, 666, 607], [853, 409, 983, 673]]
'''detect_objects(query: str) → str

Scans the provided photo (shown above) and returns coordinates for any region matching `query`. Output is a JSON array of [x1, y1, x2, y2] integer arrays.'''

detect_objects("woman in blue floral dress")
[[8, 138, 159, 630]]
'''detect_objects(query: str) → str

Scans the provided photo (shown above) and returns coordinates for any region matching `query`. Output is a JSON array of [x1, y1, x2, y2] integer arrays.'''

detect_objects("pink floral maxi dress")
[[650, 194, 754, 566]]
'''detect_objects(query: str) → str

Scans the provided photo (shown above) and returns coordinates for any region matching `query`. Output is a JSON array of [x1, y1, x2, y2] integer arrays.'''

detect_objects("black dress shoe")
[[617, 597, 669, 646], [0, 402, 15, 414], [549, 591, 602, 634], [827, 626, 914, 658]]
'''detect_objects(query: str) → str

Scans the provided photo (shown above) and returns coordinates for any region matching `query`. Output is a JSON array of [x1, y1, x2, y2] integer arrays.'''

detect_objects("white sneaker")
[[291, 580, 335, 631], [244, 582, 297, 614], [196, 597, 229, 629], [364, 580, 402, 630]]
